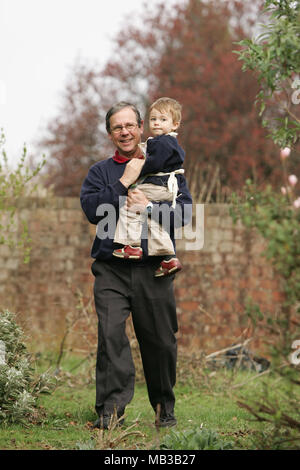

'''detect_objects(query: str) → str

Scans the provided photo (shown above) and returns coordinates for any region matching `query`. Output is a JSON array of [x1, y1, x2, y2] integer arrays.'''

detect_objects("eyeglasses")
[[111, 123, 138, 134]]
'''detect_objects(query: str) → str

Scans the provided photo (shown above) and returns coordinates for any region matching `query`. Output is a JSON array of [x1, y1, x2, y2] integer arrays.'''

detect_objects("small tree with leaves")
[[234, 0, 300, 148], [0, 131, 53, 425], [232, 0, 300, 449], [0, 129, 46, 263]]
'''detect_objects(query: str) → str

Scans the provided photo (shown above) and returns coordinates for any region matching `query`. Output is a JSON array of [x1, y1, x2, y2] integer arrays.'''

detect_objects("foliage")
[[0, 129, 46, 263], [38, 0, 284, 199], [230, 149, 300, 449], [0, 310, 55, 425], [147, 0, 280, 198], [231, 180, 300, 313], [38, 62, 111, 197], [159, 427, 234, 450], [234, 0, 300, 148], [230, 0, 300, 449]]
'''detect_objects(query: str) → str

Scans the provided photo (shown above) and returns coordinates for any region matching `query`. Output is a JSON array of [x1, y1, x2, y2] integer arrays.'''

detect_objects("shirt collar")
[[112, 150, 144, 163], [112, 150, 129, 163]]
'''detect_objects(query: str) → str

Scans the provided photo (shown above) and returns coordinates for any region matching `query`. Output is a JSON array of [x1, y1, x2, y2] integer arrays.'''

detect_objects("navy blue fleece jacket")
[[80, 152, 192, 261]]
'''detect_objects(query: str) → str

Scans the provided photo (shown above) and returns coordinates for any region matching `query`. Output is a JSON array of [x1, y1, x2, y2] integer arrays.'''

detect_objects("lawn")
[[1, 352, 293, 451]]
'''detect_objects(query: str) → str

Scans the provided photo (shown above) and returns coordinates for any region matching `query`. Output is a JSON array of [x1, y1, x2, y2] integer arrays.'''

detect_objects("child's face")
[[149, 108, 179, 136]]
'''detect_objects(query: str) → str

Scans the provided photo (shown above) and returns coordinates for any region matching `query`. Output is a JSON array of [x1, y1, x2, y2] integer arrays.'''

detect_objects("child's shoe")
[[113, 245, 143, 260], [154, 258, 182, 277]]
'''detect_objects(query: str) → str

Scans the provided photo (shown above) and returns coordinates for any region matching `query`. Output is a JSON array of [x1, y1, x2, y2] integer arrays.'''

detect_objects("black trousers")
[[91, 258, 178, 418]]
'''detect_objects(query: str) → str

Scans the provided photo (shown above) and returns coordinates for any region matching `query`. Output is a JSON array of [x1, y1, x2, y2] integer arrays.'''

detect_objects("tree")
[[235, 0, 300, 149], [39, 63, 114, 197], [147, 0, 282, 199], [0, 129, 45, 262], [0, 135, 53, 425], [39, 0, 283, 198], [230, 0, 300, 448]]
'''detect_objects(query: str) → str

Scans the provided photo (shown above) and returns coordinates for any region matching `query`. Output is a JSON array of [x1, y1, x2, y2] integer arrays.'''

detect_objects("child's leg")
[[147, 217, 175, 256], [114, 203, 145, 247], [146, 218, 182, 277], [113, 203, 145, 259], [136, 183, 182, 276]]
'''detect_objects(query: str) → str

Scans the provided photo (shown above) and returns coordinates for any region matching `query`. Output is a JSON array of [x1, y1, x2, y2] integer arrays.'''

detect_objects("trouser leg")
[[147, 218, 175, 256], [114, 204, 144, 246], [137, 184, 175, 256], [92, 259, 178, 417], [131, 264, 178, 414], [92, 260, 135, 417]]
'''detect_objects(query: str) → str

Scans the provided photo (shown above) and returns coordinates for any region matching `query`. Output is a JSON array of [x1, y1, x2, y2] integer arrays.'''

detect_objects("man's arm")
[[80, 159, 145, 225], [80, 164, 127, 225]]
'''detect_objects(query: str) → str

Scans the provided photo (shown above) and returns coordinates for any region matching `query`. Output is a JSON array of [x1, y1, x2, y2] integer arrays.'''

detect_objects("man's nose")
[[120, 125, 130, 135]]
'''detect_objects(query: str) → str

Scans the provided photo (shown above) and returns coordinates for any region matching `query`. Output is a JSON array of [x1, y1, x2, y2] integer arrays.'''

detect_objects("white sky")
[[0, 0, 181, 166]]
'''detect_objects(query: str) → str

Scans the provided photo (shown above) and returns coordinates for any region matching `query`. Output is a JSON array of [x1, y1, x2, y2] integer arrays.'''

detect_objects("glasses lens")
[[112, 123, 137, 134]]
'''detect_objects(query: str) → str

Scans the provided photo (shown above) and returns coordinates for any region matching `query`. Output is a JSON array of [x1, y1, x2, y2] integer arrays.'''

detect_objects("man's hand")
[[126, 188, 149, 214], [119, 158, 145, 188]]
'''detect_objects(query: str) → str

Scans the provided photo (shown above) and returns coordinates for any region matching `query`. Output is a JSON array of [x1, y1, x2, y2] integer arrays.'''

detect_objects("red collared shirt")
[[112, 150, 144, 163]]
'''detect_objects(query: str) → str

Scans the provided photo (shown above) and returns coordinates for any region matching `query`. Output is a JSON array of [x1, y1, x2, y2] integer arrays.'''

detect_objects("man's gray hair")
[[105, 102, 143, 133]]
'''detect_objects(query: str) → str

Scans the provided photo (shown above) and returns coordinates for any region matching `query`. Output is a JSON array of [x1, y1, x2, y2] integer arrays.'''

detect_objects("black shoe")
[[157, 412, 177, 428], [92, 414, 124, 430]]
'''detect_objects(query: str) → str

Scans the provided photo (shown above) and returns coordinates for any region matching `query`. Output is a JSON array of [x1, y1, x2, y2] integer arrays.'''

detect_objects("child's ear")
[[173, 121, 180, 131]]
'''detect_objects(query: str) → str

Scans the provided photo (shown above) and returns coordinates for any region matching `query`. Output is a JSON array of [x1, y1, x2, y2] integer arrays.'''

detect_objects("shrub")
[[0, 310, 55, 425]]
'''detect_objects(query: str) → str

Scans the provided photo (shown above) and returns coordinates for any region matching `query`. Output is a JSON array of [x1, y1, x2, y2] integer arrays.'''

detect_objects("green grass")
[[0, 353, 298, 450]]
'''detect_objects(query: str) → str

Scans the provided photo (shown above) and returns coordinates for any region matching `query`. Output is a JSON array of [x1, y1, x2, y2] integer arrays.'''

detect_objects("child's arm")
[[140, 135, 184, 176]]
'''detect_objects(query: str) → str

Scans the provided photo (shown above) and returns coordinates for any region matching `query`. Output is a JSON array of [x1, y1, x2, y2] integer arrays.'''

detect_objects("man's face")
[[108, 107, 144, 158]]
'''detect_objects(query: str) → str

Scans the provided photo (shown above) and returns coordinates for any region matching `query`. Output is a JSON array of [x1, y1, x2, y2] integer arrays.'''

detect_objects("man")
[[80, 101, 192, 429]]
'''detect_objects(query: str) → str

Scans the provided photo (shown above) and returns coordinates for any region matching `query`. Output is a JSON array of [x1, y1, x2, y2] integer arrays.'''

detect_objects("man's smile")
[[120, 138, 133, 144]]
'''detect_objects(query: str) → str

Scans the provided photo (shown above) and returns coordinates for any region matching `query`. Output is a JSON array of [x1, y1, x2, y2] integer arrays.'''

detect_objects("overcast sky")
[[0, 0, 182, 166]]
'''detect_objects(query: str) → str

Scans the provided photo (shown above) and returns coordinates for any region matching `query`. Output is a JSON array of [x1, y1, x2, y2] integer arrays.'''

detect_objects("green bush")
[[0, 310, 55, 425]]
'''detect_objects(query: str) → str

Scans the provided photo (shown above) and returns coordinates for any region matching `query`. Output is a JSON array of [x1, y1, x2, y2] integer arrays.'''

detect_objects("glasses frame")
[[111, 123, 139, 135]]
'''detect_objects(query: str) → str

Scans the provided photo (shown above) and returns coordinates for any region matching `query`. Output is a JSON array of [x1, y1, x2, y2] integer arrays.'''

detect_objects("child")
[[113, 97, 186, 277]]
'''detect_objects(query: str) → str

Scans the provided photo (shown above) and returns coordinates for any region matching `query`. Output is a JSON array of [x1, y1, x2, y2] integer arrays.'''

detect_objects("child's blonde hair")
[[149, 97, 182, 125]]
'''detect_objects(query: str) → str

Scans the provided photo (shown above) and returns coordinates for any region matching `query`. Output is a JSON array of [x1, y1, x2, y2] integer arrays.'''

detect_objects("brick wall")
[[175, 204, 283, 353], [0, 198, 283, 355]]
